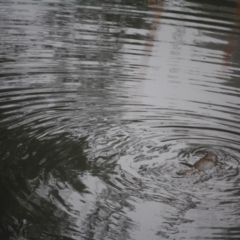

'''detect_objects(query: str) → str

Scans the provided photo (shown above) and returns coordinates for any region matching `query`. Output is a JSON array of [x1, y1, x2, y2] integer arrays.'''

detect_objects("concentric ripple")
[[1, 0, 240, 239]]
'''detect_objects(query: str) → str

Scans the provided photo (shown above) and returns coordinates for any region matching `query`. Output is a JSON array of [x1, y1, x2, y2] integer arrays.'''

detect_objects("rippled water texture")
[[1, 0, 240, 239]]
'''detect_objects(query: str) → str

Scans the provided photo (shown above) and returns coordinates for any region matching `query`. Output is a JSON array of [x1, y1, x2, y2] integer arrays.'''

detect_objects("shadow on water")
[[0, 128, 87, 239], [0, 126, 137, 239]]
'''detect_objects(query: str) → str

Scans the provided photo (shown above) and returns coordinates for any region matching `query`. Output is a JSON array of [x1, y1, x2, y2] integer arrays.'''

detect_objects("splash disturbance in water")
[[1, 0, 240, 239]]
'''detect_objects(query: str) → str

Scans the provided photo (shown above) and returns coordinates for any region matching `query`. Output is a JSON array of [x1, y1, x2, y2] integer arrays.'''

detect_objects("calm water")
[[1, 0, 240, 239]]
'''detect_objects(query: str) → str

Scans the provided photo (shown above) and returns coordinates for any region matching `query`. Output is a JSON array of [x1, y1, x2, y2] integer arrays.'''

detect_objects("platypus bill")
[[178, 152, 220, 175]]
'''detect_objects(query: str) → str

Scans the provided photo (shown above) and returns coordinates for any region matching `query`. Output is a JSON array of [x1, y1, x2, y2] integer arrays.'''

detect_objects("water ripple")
[[1, 0, 240, 239]]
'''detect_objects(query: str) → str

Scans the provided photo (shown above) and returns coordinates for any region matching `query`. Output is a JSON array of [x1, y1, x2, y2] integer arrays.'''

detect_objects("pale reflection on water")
[[0, 0, 240, 239]]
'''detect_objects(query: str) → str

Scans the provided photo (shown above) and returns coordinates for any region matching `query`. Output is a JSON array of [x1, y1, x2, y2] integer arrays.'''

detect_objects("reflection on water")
[[1, 0, 240, 239]]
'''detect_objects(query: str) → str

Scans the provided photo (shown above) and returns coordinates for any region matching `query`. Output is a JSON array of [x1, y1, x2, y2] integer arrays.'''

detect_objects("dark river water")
[[1, 0, 240, 239]]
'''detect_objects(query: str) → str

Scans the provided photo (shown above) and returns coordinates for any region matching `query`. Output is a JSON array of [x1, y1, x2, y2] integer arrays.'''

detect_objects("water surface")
[[1, 0, 240, 239]]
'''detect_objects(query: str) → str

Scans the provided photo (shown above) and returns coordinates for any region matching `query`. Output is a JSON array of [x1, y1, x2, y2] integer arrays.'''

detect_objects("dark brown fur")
[[177, 152, 220, 176], [193, 152, 218, 170]]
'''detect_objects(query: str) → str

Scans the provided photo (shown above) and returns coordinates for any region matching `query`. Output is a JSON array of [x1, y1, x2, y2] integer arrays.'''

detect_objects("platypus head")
[[206, 152, 218, 163]]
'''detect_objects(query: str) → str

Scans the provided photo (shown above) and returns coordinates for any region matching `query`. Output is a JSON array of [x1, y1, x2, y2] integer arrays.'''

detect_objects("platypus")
[[178, 152, 221, 175]]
